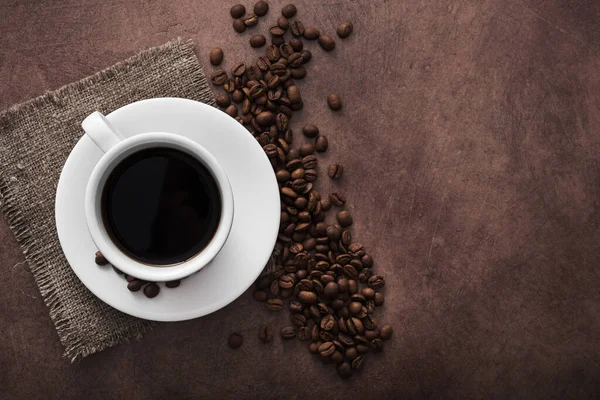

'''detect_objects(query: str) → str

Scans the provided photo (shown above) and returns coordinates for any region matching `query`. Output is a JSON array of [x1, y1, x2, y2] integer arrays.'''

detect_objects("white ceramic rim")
[[84, 131, 234, 282]]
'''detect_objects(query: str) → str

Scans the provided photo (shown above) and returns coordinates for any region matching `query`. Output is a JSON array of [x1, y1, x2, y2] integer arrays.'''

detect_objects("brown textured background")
[[1, 0, 599, 398]]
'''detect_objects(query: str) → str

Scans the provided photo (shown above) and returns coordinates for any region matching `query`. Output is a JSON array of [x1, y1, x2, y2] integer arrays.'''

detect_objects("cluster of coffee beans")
[[94, 251, 181, 298], [214, 3, 390, 379]]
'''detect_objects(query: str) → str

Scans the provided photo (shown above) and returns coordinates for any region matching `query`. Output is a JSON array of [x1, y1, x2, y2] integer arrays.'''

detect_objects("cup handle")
[[82, 111, 126, 153]]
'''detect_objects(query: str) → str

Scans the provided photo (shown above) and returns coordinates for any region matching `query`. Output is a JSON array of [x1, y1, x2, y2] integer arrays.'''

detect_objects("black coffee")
[[101, 147, 221, 265]]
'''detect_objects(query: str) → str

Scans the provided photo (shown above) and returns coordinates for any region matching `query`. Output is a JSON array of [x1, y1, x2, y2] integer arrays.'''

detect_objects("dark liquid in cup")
[[101, 147, 221, 265]]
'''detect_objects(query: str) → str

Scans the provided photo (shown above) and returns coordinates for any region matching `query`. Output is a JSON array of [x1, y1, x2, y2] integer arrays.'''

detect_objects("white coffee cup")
[[82, 111, 234, 282]]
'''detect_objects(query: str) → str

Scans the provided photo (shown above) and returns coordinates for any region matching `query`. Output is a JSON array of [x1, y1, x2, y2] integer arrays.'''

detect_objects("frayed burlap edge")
[[0, 38, 210, 362]]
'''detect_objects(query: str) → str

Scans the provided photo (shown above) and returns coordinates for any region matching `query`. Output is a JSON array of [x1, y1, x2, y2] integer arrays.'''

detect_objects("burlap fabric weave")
[[0, 39, 216, 362]]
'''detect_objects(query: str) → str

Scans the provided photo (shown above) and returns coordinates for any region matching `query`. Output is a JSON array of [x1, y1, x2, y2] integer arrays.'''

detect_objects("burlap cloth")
[[0, 39, 216, 362]]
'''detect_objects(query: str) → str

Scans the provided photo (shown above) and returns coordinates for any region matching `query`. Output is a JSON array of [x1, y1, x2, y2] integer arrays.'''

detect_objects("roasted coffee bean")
[[253, 290, 268, 302], [275, 113, 289, 132], [289, 300, 304, 313], [300, 170, 315, 184], [271, 35, 285, 46], [270, 63, 287, 76], [228, 332, 243, 349], [297, 326, 311, 341], [281, 326, 296, 339], [143, 283, 160, 298], [357, 344, 370, 354], [257, 56, 270, 72], [270, 278, 281, 296], [301, 49, 312, 63], [302, 155, 317, 169], [318, 34, 336, 51], [326, 225, 341, 241], [276, 169, 291, 182], [277, 15, 289, 29], [337, 362, 352, 379], [303, 124, 319, 138], [318, 341, 335, 356], [279, 274, 296, 289], [224, 105, 238, 118], [343, 265, 358, 279], [298, 290, 317, 304], [368, 275, 385, 289], [291, 100, 304, 110], [295, 198, 309, 211], [125, 275, 136, 282], [209, 48, 224, 66], [374, 292, 384, 306], [266, 44, 280, 62], [380, 324, 393, 340], [314, 135, 328, 152], [336, 21, 353, 38], [290, 67, 306, 79], [330, 192, 346, 206], [320, 197, 332, 211], [244, 14, 259, 27], [278, 43, 293, 58], [303, 238, 316, 251], [350, 293, 366, 303], [290, 20, 305, 36], [327, 93, 343, 110], [165, 280, 181, 288], [321, 314, 335, 331], [371, 338, 384, 353], [291, 314, 307, 327], [95, 251, 108, 265], [259, 326, 273, 342], [256, 110, 274, 126], [330, 350, 344, 365], [328, 163, 344, 179], [230, 4, 246, 18], [309, 341, 321, 353], [254, 0, 269, 16], [211, 69, 228, 85], [345, 347, 358, 361], [282, 4, 297, 18], [361, 254, 374, 268], [216, 93, 231, 108], [338, 333, 354, 347], [365, 328, 380, 341], [233, 18, 246, 32], [290, 168, 304, 180], [299, 143, 314, 157], [250, 34, 267, 48], [337, 210, 353, 227], [288, 52, 303, 68], [287, 85, 302, 104], [127, 279, 144, 292], [304, 26, 320, 40], [348, 243, 365, 257], [348, 301, 362, 315], [290, 38, 303, 52], [267, 298, 284, 311], [348, 279, 358, 294]]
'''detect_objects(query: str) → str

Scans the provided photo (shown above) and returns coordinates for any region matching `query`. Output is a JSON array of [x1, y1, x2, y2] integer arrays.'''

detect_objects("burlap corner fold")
[[0, 38, 216, 362]]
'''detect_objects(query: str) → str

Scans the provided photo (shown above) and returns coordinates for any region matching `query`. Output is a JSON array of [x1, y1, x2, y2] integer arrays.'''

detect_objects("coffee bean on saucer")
[[327, 93, 342, 110], [165, 280, 181, 288], [244, 14, 259, 27], [337, 210, 353, 227], [250, 34, 267, 48], [94, 251, 108, 265], [336, 21, 353, 38], [127, 279, 144, 292], [112, 266, 122, 275], [230, 4, 246, 18], [318, 34, 336, 51], [259, 326, 273, 342], [254, 0, 269, 16], [282, 4, 297, 18], [209, 48, 224, 66], [228, 332, 243, 349], [328, 163, 344, 179], [144, 283, 160, 298], [233, 18, 246, 33], [304, 26, 320, 40]]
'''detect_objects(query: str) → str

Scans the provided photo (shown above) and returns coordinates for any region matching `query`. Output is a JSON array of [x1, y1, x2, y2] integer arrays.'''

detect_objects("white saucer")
[[55, 98, 280, 321]]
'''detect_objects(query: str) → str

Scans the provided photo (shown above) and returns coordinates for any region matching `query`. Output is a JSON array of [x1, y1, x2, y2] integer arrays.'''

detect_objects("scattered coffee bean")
[[300, 49, 312, 63], [304, 26, 320, 40], [328, 163, 344, 179], [94, 251, 108, 265], [327, 93, 343, 110], [244, 14, 259, 27], [290, 20, 305, 36], [277, 16, 289, 30], [211, 69, 228, 85], [281, 326, 296, 339], [337, 362, 352, 379], [281, 4, 297, 18], [290, 38, 303, 52], [254, 0, 269, 16], [230, 4, 246, 18], [267, 298, 284, 311], [209, 48, 224, 66], [303, 124, 319, 138], [233, 18, 246, 33], [228, 332, 243, 348], [144, 283, 160, 298], [374, 292, 384, 306], [336, 21, 353, 38], [259, 326, 273, 342], [318, 34, 336, 51], [337, 210, 353, 227], [314, 135, 328, 152], [330, 192, 346, 206], [351, 356, 364, 370], [250, 34, 267, 48], [225, 104, 238, 118], [299, 143, 314, 157], [216, 93, 231, 108], [380, 324, 393, 340], [368, 275, 385, 289]]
